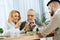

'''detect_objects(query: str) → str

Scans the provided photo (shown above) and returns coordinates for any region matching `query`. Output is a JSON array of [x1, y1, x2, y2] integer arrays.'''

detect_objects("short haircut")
[[28, 9, 35, 11]]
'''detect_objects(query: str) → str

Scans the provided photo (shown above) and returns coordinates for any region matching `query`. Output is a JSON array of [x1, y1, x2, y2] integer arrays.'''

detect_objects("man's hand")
[[24, 24, 30, 32], [37, 31, 44, 37], [30, 22, 36, 28]]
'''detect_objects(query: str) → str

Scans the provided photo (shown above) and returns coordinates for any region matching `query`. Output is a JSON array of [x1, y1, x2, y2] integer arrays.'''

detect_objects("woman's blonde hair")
[[8, 10, 21, 23]]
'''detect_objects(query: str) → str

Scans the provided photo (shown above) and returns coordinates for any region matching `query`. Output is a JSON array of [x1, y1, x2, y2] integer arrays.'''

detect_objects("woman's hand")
[[15, 20, 21, 28]]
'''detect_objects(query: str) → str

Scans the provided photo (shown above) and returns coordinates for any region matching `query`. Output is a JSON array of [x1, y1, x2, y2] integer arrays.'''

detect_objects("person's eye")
[[31, 15, 34, 17], [15, 15, 17, 17]]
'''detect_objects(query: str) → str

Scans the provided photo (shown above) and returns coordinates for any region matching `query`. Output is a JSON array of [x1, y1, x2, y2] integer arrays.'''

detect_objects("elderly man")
[[20, 9, 43, 32], [39, 0, 60, 40]]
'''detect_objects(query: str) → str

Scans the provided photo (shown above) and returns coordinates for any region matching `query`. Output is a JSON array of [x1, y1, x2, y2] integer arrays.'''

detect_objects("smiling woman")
[[4, 10, 21, 37]]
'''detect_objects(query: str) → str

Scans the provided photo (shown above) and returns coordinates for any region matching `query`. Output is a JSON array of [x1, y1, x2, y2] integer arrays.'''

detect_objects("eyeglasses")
[[28, 15, 34, 17]]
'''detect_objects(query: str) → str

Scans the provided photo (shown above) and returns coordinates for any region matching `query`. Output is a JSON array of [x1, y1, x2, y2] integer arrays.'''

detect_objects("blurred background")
[[0, 0, 50, 28]]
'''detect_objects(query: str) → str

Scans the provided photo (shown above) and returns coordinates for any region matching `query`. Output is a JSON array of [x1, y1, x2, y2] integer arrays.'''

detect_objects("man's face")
[[48, 3, 55, 16], [27, 11, 35, 22]]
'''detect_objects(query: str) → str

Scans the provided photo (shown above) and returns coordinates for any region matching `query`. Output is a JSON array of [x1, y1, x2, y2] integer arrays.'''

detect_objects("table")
[[2, 35, 41, 40], [0, 35, 54, 40], [0, 33, 54, 40]]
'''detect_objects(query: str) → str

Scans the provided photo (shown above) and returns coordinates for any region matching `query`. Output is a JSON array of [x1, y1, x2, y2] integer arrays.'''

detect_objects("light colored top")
[[4, 21, 21, 37], [40, 8, 60, 40]]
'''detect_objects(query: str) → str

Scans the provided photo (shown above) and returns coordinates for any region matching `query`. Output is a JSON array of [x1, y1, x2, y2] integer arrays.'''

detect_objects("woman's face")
[[12, 12, 20, 23]]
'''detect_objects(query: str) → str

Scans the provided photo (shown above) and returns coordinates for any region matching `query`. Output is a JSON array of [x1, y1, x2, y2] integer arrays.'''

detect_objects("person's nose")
[[29, 16, 32, 19]]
